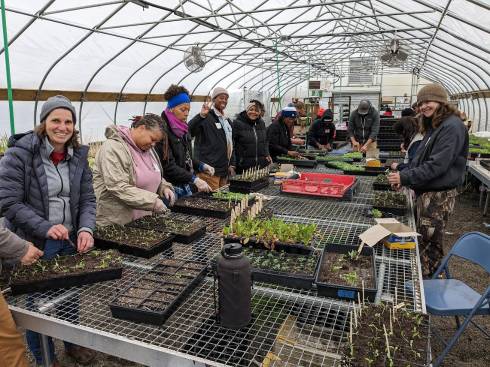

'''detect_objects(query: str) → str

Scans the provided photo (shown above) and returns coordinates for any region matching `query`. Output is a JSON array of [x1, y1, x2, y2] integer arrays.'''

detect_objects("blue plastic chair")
[[423, 231, 490, 366]]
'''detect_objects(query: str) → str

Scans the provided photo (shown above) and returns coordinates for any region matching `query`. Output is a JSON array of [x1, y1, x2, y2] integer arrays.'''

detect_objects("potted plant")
[[315, 244, 377, 301], [10, 249, 123, 295], [94, 224, 174, 258], [127, 214, 206, 243], [109, 259, 207, 325]]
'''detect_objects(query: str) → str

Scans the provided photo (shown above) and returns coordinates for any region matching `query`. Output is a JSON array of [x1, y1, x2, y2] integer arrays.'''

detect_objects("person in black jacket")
[[388, 84, 469, 277], [348, 100, 380, 153], [233, 100, 271, 173], [156, 84, 212, 197], [307, 109, 335, 151], [267, 106, 301, 161], [188, 87, 235, 190]]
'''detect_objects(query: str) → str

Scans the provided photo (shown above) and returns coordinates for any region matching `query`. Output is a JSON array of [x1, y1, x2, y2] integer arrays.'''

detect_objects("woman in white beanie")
[[188, 87, 235, 190]]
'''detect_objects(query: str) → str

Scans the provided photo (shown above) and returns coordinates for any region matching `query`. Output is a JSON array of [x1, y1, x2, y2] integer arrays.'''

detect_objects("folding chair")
[[423, 231, 490, 366]]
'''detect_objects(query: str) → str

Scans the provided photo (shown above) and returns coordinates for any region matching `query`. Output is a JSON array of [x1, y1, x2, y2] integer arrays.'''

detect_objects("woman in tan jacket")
[[93, 114, 175, 226]]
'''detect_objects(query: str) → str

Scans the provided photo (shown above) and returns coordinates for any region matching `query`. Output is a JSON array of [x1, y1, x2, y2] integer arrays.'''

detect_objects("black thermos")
[[216, 243, 252, 329]]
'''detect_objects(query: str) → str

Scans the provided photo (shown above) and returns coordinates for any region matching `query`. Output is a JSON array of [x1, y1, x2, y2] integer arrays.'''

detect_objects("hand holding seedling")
[[47, 224, 70, 240], [77, 231, 94, 253], [387, 171, 401, 186], [21, 243, 43, 265]]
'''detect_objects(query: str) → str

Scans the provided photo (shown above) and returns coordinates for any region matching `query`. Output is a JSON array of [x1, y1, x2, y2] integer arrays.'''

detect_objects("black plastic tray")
[[372, 204, 407, 215], [94, 234, 174, 258], [229, 176, 270, 194], [372, 182, 392, 191], [127, 217, 206, 244], [171, 197, 232, 218], [250, 252, 320, 290], [315, 244, 377, 302], [276, 157, 318, 168], [10, 267, 123, 295], [109, 261, 207, 325], [480, 160, 490, 170], [223, 236, 314, 255]]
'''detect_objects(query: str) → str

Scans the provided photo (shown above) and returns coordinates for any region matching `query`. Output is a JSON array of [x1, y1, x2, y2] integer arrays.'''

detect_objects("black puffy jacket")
[[232, 111, 269, 173], [188, 110, 234, 177], [307, 109, 336, 147], [155, 113, 200, 186], [267, 117, 291, 161]]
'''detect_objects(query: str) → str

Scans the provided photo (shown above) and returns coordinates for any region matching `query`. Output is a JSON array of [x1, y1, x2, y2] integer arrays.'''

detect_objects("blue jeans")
[[26, 239, 78, 365]]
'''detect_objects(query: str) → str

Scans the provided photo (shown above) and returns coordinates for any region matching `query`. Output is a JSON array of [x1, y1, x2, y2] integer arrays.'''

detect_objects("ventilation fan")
[[380, 37, 409, 66], [183, 45, 207, 72]]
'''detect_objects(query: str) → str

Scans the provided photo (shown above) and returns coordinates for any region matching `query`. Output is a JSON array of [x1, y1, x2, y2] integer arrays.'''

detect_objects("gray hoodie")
[[0, 228, 28, 273]]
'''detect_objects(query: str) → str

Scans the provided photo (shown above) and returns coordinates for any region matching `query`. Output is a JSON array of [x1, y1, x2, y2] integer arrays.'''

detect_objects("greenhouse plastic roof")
[[0, 0, 489, 135]]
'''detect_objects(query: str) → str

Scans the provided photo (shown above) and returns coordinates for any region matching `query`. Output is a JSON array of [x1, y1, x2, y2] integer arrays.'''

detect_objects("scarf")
[[164, 109, 188, 138], [213, 106, 233, 160]]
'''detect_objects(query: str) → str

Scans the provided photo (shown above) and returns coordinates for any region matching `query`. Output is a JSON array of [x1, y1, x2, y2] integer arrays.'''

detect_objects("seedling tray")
[[372, 181, 392, 191], [480, 159, 490, 171], [171, 196, 233, 218], [223, 235, 314, 255], [94, 227, 175, 258], [315, 244, 377, 302], [373, 191, 408, 215], [276, 157, 318, 168], [344, 166, 386, 176], [280, 173, 357, 199], [229, 176, 270, 194], [244, 248, 321, 290], [194, 192, 255, 206], [10, 250, 123, 295], [127, 215, 206, 244], [110, 260, 207, 325], [372, 204, 407, 215]]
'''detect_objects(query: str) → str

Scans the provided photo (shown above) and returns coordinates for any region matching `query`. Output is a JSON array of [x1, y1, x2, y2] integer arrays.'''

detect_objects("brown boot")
[[65, 345, 96, 365]]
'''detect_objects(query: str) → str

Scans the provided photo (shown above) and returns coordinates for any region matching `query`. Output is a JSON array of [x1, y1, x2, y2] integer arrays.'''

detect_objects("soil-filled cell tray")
[[344, 166, 386, 176], [315, 244, 377, 301], [276, 156, 318, 168], [229, 176, 270, 194], [343, 304, 430, 367], [94, 225, 174, 258], [480, 160, 490, 171], [10, 250, 123, 295], [171, 196, 233, 218], [280, 173, 356, 199], [373, 191, 408, 215], [127, 215, 206, 244], [372, 174, 392, 191], [110, 259, 207, 325], [243, 247, 320, 290], [194, 191, 255, 206]]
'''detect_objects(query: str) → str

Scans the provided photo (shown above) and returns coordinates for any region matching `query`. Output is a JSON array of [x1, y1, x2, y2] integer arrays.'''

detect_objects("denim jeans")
[[26, 239, 78, 365]]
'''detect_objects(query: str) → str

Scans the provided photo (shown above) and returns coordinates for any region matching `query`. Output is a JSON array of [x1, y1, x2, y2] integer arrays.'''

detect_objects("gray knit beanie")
[[40, 95, 77, 123], [211, 87, 229, 100], [417, 84, 448, 106]]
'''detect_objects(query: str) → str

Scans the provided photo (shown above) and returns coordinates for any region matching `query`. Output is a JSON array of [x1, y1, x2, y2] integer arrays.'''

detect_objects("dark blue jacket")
[[307, 110, 336, 147], [0, 132, 96, 250]]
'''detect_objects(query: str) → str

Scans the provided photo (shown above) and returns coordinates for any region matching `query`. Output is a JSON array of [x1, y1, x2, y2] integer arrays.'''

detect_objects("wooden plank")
[[0, 88, 209, 102]]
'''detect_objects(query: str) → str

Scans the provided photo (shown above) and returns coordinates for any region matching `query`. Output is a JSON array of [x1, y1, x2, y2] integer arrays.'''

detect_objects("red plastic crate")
[[280, 173, 356, 198]]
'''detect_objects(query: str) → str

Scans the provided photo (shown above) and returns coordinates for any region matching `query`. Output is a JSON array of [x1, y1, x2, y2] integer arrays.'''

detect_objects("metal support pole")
[[1, 0, 15, 134], [40, 334, 52, 367]]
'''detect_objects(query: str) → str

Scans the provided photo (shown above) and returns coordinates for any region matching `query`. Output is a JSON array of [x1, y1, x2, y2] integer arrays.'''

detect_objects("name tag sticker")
[[215, 123, 222, 129]]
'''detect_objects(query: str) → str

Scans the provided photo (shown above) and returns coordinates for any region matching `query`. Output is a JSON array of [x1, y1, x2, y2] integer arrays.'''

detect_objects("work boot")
[[65, 345, 96, 365]]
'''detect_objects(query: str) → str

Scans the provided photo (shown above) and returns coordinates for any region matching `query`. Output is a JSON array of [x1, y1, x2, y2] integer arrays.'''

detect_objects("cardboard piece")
[[359, 218, 419, 247], [279, 164, 294, 172]]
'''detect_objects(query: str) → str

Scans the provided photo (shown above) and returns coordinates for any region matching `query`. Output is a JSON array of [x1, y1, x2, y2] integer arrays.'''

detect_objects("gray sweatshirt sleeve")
[[0, 228, 28, 261]]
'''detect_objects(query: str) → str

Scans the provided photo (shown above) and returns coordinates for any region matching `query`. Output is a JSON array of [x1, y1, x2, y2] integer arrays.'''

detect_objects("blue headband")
[[167, 92, 191, 109]]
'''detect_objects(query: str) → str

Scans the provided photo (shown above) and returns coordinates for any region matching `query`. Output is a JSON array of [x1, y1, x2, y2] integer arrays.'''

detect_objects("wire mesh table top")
[[6, 170, 424, 367]]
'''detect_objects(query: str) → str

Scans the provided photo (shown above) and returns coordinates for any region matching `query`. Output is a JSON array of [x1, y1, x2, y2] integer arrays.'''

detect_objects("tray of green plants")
[[94, 225, 175, 258], [10, 249, 123, 295], [243, 247, 320, 290], [223, 217, 316, 255], [127, 214, 206, 244], [373, 191, 408, 215], [342, 303, 430, 367], [276, 155, 318, 167], [229, 168, 270, 193], [171, 195, 234, 218], [109, 258, 207, 325], [372, 174, 392, 191], [194, 191, 255, 206], [315, 154, 354, 164], [342, 151, 363, 162], [315, 244, 377, 301]]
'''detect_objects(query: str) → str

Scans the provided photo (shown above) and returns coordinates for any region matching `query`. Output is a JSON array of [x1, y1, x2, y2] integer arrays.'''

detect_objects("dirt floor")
[[22, 191, 490, 366]]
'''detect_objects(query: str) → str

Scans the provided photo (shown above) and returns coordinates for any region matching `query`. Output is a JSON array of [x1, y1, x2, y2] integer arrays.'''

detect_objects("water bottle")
[[216, 243, 252, 329]]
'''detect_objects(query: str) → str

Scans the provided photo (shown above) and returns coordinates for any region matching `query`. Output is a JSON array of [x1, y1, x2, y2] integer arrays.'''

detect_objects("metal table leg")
[[40, 333, 52, 367], [484, 188, 489, 216]]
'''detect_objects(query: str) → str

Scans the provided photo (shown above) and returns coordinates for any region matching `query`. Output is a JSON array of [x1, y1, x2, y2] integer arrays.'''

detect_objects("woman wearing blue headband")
[[155, 84, 213, 197]]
